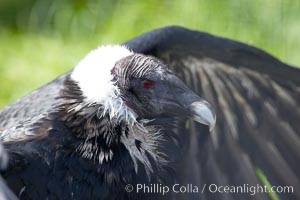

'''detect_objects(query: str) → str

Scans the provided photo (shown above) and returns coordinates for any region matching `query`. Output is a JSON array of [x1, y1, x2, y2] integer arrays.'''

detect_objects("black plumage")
[[0, 143, 18, 200], [1, 26, 300, 200]]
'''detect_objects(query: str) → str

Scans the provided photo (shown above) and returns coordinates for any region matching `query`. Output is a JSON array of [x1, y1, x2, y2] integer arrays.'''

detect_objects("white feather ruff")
[[71, 45, 137, 122]]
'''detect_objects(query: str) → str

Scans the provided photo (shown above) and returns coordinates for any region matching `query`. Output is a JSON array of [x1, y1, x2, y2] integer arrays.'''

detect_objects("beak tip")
[[209, 115, 216, 132], [190, 101, 216, 132]]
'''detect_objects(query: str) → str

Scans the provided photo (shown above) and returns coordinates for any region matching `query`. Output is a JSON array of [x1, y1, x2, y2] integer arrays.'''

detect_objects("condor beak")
[[152, 73, 216, 131], [189, 101, 216, 131]]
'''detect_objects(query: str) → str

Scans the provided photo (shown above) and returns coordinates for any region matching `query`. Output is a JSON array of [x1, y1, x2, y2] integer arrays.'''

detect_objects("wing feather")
[[125, 26, 300, 199]]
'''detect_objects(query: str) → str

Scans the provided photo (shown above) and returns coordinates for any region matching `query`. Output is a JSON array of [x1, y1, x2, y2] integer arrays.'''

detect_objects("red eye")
[[143, 80, 154, 89]]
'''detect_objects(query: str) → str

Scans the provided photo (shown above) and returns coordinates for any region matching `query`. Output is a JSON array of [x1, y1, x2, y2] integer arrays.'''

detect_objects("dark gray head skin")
[[112, 54, 216, 130]]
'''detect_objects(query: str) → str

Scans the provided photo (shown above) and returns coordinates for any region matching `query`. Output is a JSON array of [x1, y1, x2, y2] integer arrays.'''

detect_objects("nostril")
[[171, 85, 185, 94]]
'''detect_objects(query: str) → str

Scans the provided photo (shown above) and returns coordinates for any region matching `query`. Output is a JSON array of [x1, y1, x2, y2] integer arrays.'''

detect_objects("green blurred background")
[[0, 0, 299, 109]]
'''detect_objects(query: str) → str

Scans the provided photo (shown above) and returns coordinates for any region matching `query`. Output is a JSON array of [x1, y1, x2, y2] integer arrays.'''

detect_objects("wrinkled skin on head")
[[113, 54, 216, 130]]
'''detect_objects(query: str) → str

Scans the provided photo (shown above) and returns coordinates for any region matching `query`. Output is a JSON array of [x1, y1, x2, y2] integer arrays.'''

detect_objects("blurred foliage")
[[0, 0, 299, 108]]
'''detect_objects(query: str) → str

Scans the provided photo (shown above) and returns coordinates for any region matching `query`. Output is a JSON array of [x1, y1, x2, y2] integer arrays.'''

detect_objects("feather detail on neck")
[[71, 45, 137, 123]]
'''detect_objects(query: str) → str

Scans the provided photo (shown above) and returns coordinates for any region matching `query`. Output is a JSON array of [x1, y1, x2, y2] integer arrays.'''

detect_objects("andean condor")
[[0, 26, 299, 200]]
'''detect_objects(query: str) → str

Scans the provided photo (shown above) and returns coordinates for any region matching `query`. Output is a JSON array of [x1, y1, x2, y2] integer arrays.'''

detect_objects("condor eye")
[[143, 80, 154, 89]]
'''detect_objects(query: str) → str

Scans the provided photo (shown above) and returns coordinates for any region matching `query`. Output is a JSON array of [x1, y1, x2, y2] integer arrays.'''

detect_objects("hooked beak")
[[161, 74, 216, 131], [189, 101, 216, 131], [144, 73, 216, 131]]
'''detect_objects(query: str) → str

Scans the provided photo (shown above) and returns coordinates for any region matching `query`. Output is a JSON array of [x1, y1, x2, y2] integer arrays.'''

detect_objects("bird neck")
[[56, 76, 171, 181]]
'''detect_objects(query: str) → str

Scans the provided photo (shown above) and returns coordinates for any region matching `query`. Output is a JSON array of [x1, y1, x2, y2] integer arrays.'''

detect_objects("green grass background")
[[0, 0, 299, 109]]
